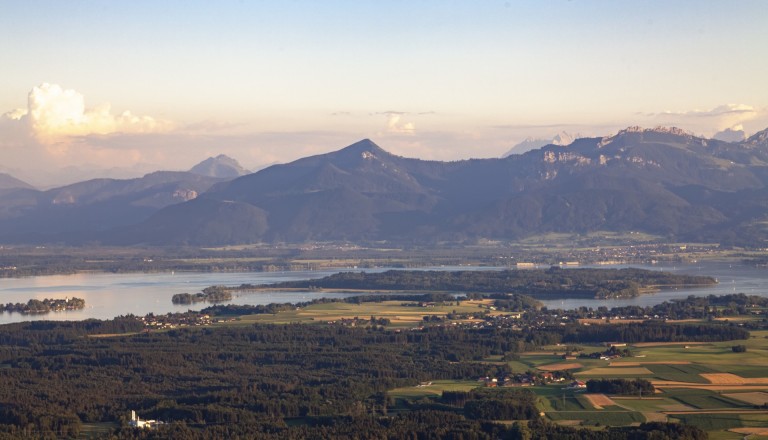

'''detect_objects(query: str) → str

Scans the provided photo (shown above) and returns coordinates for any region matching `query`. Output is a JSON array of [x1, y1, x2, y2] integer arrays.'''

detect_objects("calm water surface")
[[0, 262, 766, 323]]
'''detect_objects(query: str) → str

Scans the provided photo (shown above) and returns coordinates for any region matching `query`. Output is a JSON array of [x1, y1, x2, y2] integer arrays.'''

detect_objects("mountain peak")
[[747, 127, 768, 146], [341, 139, 386, 154], [189, 154, 250, 178], [330, 139, 397, 164]]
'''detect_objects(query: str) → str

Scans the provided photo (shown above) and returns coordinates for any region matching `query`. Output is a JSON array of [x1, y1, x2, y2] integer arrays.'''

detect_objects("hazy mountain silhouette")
[[189, 154, 250, 178], [3, 128, 768, 247], [101, 129, 768, 246], [0, 173, 34, 190], [0, 171, 225, 242]]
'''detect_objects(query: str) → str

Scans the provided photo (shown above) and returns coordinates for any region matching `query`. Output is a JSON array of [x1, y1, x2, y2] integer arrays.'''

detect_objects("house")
[[129, 410, 162, 429], [567, 380, 587, 389]]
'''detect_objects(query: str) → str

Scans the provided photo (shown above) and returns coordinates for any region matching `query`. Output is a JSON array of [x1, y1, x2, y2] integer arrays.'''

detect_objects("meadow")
[[387, 327, 768, 438]]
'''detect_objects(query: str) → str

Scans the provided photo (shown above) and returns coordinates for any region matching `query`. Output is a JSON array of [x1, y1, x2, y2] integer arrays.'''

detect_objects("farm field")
[[217, 298, 768, 437], [388, 380, 481, 400], [236, 299, 491, 326], [238, 298, 504, 326], [724, 392, 768, 406], [545, 332, 768, 436], [576, 366, 654, 376], [387, 329, 768, 437]]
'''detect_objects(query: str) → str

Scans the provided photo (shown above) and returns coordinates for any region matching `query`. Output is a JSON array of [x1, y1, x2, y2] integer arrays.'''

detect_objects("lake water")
[[0, 262, 766, 323]]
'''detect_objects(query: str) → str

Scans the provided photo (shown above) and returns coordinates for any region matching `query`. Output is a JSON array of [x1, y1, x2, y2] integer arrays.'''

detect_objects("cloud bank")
[[7, 83, 171, 142], [0, 84, 174, 184], [654, 104, 760, 133]]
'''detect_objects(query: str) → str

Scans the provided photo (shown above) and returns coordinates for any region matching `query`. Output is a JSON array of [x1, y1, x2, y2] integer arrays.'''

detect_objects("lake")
[[0, 262, 766, 323]]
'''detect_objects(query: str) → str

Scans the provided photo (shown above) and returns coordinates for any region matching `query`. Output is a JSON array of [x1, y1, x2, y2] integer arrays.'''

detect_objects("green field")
[[610, 397, 687, 412], [238, 298, 503, 326], [667, 389, 747, 410], [545, 411, 646, 426], [670, 413, 768, 431], [645, 363, 718, 383], [79, 422, 119, 439], [543, 395, 590, 411], [388, 380, 481, 400]]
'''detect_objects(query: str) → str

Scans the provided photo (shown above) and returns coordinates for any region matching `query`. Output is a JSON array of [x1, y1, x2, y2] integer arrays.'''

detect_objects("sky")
[[1, 0, 767, 186]]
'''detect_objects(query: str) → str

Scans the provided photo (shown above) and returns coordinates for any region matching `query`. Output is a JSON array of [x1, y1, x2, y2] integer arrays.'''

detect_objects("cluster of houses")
[[140, 313, 237, 330], [478, 371, 573, 388], [326, 316, 390, 327]]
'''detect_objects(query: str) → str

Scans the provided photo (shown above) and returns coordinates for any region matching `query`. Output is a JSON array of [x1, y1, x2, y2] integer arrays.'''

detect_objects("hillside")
[[0, 171, 226, 242], [3, 127, 768, 247], [102, 127, 768, 246]]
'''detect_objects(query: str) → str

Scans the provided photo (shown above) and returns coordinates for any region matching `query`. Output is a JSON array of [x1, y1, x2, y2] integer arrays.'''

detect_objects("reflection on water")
[[0, 262, 766, 323], [0, 270, 349, 324]]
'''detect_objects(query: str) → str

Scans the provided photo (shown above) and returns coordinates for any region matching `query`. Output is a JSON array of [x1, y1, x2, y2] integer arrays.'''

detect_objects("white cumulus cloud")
[[15, 83, 172, 141], [0, 84, 175, 183], [384, 112, 415, 134]]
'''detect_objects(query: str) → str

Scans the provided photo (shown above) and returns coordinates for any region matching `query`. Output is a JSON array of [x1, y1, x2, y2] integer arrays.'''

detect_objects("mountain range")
[[1, 126, 768, 247]]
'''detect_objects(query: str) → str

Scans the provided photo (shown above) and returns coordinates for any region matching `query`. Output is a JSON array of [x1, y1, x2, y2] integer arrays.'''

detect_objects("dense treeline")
[[586, 379, 655, 395], [270, 268, 716, 299], [636, 293, 768, 319], [437, 388, 539, 421], [0, 322, 516, 438], [83, 416, 708, 440], [0, 316, 721, 439], [561, 322, 749, 343]]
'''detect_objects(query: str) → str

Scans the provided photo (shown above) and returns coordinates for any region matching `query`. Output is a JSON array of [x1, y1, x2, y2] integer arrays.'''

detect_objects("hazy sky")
[[1, 0, 767, 186]]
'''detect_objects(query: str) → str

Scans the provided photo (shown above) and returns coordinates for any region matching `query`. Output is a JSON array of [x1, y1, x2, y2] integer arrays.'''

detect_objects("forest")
[[0, 299, 748, 439], [267, 267, 717, 299], [585, 379, 655, 395]]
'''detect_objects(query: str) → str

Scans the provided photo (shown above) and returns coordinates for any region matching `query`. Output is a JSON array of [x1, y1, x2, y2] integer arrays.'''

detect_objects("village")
[[139, 312, 236, 330]]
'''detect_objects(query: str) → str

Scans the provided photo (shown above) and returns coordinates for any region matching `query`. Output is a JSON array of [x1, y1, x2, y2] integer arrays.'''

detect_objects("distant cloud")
[[713, 125, 746, 142], [653, 104, 760, 132], [657, 104, 757, 118], [386, 113, 415, 134], [0, 84, 174, 183], [13, 83, 172, 142]]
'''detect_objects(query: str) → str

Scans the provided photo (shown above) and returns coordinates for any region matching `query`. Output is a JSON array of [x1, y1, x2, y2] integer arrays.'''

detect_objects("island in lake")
[[171, 286, 232, 304], [245, 268, 717, 299], [0, 297, 86, 314]]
